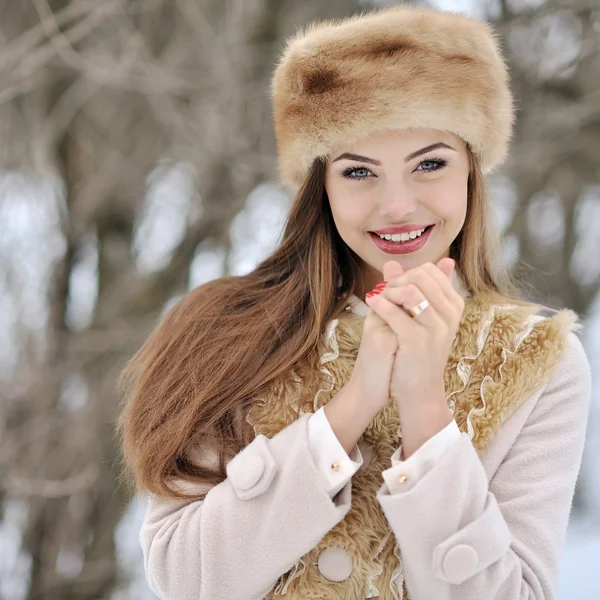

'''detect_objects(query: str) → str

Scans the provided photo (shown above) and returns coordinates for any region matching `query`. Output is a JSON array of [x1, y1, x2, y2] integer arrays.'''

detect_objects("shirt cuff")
[[382, 419, 462, 494], [307, 406, 363, 499]]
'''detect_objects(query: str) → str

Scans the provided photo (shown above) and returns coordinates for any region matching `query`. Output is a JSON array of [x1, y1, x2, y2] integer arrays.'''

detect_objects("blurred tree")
[[0, 0, 360, 597], [495, 0, 600, 315]]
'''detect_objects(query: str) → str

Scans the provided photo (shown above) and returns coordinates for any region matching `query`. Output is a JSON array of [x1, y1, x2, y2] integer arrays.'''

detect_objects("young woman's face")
[[325, 129, 470, 292]]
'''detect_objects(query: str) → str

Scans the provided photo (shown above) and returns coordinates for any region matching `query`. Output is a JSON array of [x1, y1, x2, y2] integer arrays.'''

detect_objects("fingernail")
[[374, 282, 387, 290]]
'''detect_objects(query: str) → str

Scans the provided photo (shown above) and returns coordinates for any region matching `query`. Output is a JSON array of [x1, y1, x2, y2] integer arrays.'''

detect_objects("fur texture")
[[246, 296, 578, 599], [271, 3, 515, 188]]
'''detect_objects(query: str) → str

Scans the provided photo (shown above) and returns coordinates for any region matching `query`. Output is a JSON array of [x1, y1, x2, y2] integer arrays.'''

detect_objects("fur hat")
[[271, 3, 515, 189]]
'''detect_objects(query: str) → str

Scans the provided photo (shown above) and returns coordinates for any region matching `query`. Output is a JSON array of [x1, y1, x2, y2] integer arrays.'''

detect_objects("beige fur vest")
[[246, 294, 579, 599]]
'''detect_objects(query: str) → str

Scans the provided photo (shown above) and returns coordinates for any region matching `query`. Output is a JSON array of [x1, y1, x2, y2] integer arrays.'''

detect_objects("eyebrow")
[[332, 142, 456, 165]]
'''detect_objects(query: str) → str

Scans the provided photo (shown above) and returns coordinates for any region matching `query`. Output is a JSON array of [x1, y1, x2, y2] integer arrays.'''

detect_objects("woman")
[[117, 5, 591, 600]]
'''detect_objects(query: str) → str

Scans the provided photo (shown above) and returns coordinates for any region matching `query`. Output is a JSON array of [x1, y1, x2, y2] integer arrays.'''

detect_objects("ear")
[[436, 257, 456, 279], [382, 260, 404, 282]]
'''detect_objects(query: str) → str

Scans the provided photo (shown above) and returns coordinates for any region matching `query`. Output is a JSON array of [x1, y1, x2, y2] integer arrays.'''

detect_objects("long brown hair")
[[116, 147, 528, 501]]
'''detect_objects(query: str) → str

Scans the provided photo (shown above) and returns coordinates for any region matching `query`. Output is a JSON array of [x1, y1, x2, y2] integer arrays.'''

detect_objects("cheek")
[[328, 187, 374, 232], [430, 177, 468, 222]]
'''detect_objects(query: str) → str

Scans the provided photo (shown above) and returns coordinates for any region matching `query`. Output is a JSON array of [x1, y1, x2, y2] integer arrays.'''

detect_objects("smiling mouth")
[[370, 224, 434, 242], [367, 224, 435, 254]]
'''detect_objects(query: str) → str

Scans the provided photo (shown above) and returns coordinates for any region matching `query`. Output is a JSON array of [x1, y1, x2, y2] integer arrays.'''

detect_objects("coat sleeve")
[[139, 412, 354, 600], [376, 330, 592, 600], [307, 406, 363, 498]]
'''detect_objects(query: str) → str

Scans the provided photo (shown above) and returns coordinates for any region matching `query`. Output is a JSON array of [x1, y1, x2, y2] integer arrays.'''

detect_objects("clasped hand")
[[364, 258, 465, 410]]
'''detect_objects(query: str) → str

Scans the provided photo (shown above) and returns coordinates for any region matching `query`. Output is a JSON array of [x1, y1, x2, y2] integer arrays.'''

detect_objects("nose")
[[380, 184, 419, 220]]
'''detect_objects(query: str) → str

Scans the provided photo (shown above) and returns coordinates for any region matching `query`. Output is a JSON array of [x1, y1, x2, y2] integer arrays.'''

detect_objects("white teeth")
[[376, 227, 427, 243]]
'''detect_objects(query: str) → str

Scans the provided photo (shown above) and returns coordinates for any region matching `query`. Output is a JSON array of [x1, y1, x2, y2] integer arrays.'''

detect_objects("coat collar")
[[345, 268, 471, 317]]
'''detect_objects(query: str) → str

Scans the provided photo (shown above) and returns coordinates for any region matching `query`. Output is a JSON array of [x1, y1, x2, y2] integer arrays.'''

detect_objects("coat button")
[[442, 544, 479, 584], [317, 547, 353, 582], [231, 455, 264, 490], [357, 440, 373, 467]]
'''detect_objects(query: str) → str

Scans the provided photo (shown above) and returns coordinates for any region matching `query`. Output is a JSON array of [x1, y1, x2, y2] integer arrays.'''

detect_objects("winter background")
[[0, 0, 599, 598]]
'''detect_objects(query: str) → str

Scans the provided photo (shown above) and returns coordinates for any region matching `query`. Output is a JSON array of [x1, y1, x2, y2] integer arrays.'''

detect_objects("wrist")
[[399, 402, 454, 460], [394, 381, 446, 415], [324, 382, 375, 455], [327, 381, 378, 425]]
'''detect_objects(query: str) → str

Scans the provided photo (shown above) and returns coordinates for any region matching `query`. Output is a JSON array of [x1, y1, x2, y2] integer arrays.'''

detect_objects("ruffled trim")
[[446, 304, 511, 411], [389, 541, 406, 600], [288, 369, 304, 416], [364, 531, 392, 598], [312, 318, 341, 411], [445, 303, 551, 440], [466, 312, 545, 438], [273, 558, 307, 596], [245, 408, 259, 436]]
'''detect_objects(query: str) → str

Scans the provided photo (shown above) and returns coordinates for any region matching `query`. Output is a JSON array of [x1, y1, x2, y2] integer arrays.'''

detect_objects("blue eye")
[[341, 166, 373, 181], [415, 158, 447, 172]]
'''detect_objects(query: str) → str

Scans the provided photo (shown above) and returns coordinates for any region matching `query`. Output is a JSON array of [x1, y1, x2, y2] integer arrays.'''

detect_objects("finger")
[[383, 260, 404, 282], [365, 292, 422, 341], [436, 257, 455, 279], [383, 283, 447, 331], [384, 268, 454, 324], [386, 262, 460, 314], [364, 298, 392, 332], [422, 262, 464, 312]]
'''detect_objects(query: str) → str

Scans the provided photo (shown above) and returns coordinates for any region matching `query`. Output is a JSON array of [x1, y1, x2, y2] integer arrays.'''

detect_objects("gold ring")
[[404, 299, 430, 319]]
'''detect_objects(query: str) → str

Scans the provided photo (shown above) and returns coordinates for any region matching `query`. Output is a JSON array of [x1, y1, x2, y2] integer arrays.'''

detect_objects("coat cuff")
[[382, 419, 461, 493], [307, 406, 363, 498]]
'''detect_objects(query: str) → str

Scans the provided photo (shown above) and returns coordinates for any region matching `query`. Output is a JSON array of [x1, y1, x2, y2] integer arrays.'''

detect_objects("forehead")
[[328, 128, 465, 158]]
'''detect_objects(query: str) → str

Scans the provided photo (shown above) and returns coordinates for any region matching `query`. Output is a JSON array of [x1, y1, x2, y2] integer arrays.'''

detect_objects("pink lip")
[[369, 225, 434, 255]]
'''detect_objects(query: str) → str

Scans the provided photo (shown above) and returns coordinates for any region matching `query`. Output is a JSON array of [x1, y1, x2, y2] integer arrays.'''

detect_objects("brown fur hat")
[[271, 3, 515, 189]]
